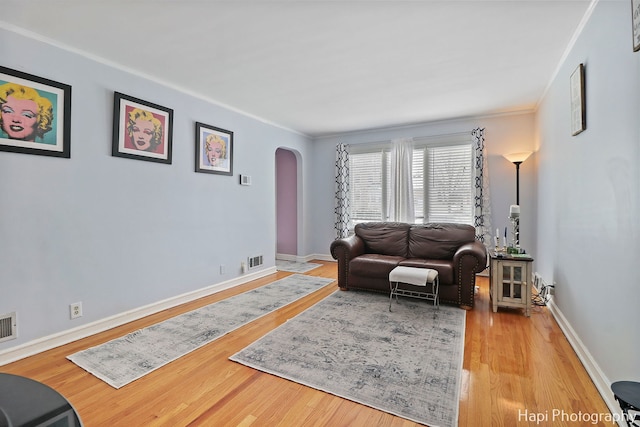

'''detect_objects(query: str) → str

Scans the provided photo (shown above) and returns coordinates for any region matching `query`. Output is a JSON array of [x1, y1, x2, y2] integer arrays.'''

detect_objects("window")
[[349, 150, 385, 223], [349, 135, 474, 227], [420, 143, 473, 223]]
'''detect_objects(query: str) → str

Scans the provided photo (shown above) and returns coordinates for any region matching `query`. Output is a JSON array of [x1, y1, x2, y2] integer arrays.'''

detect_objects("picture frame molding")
[[570, 63, 586, 136], [195, 121, 234, 176], [111, 91, 173, 164], [0, 66, 72, 158]]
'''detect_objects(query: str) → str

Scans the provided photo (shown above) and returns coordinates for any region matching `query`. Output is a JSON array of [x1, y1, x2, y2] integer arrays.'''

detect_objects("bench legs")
[[389, 277, 439, 311]]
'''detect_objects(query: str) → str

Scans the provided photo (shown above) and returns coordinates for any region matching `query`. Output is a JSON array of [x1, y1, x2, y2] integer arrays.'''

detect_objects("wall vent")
[[0, 312, 17, 343], [248, 255, 263, 269]]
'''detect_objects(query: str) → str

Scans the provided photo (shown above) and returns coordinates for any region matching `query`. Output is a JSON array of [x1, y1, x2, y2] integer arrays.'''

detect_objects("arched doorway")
[[275, 148, 299, 258]]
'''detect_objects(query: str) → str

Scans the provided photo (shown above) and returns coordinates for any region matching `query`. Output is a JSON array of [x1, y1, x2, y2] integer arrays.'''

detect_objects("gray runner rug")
[[275, 260, 321, 273], [230, 290, 465, 427], [67, 274, 334, 389]]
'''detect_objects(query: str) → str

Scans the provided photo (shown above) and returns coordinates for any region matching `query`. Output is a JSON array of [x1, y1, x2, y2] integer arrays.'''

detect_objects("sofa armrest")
[[452, 241, 488, 308], [330, 234, 365, 260], [453, 241, 488, 273], [330, 235, 365, 289]]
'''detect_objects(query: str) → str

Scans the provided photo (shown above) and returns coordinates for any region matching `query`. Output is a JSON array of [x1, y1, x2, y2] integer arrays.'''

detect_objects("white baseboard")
[[546, 298, 624, 425], [276, 253, 306, 262], [276, 253, 335, 263], [308, 253, 335, 262], [0, 267, 277, 366]]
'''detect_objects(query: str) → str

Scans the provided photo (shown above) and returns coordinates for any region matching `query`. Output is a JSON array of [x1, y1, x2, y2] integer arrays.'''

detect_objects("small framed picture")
[[112, 92, 173, 164], [570, 63, 586, 136], [633, 0, 640, 51], [195, 122, 233, 176], [0, 66, 71, 158]]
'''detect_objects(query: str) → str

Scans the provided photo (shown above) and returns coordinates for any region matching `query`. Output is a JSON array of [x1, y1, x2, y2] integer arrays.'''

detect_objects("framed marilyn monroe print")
[[112, 92, 173, 164], [195, 121, 233, 176], [0, 66, 71, 158]]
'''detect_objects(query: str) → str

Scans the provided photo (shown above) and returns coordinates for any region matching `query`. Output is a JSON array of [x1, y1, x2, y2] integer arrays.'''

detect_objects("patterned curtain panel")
[[473, 128, 492, 249], [334, 143, 350, 239]]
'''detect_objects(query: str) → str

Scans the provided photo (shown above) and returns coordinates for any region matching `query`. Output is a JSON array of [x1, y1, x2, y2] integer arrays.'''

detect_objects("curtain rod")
[[345, 130, 474, 147], [413, 130, 474, 141]]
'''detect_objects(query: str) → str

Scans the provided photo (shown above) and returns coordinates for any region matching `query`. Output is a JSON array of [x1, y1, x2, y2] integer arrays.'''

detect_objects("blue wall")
[[309, 113, 538, 259], [309, 0, 640, 406], [3, 2, 638, 408], [0, 26, 313, 352], [535, 0, 640, 387]]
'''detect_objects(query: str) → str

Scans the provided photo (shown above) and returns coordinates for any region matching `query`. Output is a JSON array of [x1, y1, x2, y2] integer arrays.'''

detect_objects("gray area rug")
[[230, 290, 465, 427], [276, 260, 321, 273], [67, 274, 334, 389]]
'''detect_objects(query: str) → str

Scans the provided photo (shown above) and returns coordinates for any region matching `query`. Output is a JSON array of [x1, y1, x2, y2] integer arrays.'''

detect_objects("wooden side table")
[[489, 253, 534, 317]]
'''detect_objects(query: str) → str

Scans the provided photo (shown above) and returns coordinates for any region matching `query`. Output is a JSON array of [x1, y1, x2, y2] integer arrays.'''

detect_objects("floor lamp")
[[503, 151, 532, 249]]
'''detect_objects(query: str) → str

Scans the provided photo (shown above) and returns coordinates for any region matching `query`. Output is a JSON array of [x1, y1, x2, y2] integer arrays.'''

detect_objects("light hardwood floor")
[[0, 261, 612, 426]]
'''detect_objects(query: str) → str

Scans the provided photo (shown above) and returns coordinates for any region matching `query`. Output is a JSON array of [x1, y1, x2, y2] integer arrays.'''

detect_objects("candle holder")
[[510, 216, 519, 247], [507, 204, 521, 253], [494, 236, 507, 255]]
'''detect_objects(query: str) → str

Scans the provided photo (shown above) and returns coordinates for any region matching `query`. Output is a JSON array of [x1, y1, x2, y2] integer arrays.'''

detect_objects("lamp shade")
[[503, 151, 532, 164]]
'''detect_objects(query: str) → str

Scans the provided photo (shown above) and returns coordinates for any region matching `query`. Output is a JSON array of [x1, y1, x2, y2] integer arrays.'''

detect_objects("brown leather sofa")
[[330, 222, 488, 309]]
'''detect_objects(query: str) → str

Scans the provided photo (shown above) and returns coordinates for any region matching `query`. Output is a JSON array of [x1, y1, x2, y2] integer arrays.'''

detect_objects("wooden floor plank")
[[0, 261, 612, 426]]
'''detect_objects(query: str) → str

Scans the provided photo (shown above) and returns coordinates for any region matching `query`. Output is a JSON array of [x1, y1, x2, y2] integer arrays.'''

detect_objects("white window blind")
[[349, 150, 386, 223], [412, 149, 425, 221], [348, 133, 474, 228], [424, 144, 473, 223]]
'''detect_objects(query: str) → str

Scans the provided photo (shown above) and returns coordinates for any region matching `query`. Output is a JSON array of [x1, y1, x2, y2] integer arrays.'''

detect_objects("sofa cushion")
[[408, 223, 475, 260], [355, 222, 410, 257], [349, 254, 404, 277], [399, 258, 455, 285]]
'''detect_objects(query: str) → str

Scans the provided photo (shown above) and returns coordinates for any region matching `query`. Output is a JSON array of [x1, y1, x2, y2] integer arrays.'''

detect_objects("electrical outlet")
[[220, 264, 225, 275], [70, 302, 83, 319]]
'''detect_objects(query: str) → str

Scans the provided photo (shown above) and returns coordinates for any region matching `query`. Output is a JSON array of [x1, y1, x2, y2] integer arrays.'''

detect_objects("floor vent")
[[0, 312, 17, 343], [248, 255, 263, 269]]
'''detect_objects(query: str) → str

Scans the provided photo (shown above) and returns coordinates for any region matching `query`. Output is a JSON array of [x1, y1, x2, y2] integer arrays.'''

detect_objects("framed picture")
[[195, 122, 233, 176], [633, 0, 640, 51], [112, 92, 173, 164], [570, 63, 586, 136], [0, 66, 71, 158]]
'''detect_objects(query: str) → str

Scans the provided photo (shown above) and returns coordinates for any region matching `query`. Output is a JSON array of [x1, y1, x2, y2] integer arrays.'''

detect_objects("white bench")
[[389, 266, 439, 311]]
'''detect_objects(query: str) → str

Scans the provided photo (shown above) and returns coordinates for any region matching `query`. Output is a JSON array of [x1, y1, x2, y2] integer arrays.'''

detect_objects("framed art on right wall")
[[632, 0, 640, 51], [570, 63, 586, 136]]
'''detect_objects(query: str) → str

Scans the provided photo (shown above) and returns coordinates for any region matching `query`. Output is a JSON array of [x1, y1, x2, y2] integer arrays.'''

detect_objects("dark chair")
[[611, 381, 640, 427]]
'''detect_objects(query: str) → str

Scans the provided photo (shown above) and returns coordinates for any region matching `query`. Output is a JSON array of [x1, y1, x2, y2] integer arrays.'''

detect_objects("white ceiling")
[[1, 0, 592, 137]]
